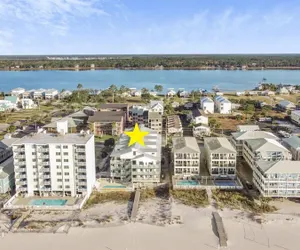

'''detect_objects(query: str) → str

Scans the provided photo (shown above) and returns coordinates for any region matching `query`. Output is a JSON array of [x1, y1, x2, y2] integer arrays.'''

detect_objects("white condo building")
[[130, 105, 148, 124], [110, 126, 161, 187], [253, 161, 300, 198], [172, 137, 201, 177], [243, 138, 292, 170], [231, 131, 278, 156], [200, 97, 214, 114], [11, 88, 25, 96], [214, 96, 232, 114], [204, 137, 237, 177], [12, 123, 95, 197]]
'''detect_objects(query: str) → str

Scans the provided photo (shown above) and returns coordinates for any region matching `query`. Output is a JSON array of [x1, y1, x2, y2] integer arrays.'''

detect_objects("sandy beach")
[[1, 199, 300, 250]]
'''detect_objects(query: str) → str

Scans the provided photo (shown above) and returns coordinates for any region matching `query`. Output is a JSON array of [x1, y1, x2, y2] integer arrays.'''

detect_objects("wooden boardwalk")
[[212, 212, 227, 248], [130, 189, 141, 222]]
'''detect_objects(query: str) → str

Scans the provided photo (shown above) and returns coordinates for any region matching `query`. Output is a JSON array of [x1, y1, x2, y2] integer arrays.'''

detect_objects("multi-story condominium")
[[21, 98, 35, 109], [0, 157, 14, 194], [283, 136, 300, 160], [172, 137, 200, 177], [253, 160, 300, 197], [110, 126, 161, 186], [59, 90, 73, 99], [33, 89, 46, 99], [44, 89, 59, 100], [200, 97, 214, 114], [214, 96, 232, 114], [167, 115, 183, 136], [291, 110, 300, 126], [204, 137, 237, 177], [236, 125, 259, 132], [148, 112, 163, 134], [88, 111, 125, 136], [11, 88, 25, 97], [243, 138, 292, 170], [99, 103, 129, 122], [278, 100, 296, 111], [12, 127, 95, 197], [231, 131, 278, 156], [130, 105, 149, 124]]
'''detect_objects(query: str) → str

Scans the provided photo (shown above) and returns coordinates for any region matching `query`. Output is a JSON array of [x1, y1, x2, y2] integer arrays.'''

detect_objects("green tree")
[[77, 83, 83, 89], [154, 85, 163, 93], [8, 125, 16, 133]]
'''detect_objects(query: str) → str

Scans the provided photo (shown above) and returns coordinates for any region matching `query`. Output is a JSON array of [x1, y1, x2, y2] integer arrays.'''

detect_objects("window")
[[32, 159, 36, 162], [57, 172, 62, 175], [56, 152, 61, 156], [65, 179, 70, 182], [32, 145, 35, 148], [58, 185, 63, 188], [65, 185, 70, 189], [56, 159, 61, 162], [57, 179, 62, 182], [63, 152, 68, 156], [63, 159, 69, 163], [64, 166, 69, 169], [64, 172, 69, 176], [63, 145, 68, 149], [33, 178, 38, 182], [56, 145, 60, 149], [32, 152, 36, 155], [57, 165, 61, 169]]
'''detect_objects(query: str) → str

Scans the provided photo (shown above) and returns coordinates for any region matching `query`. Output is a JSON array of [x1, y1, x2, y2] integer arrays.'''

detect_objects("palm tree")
[[154, 85, 163, 93], [77, 83, 83, 89], [108, 84, 118, 103]]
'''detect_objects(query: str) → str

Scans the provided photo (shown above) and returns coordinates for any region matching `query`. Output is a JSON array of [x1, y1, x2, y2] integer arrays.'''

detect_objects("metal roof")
[[172, 137, 200, 153], [204, 137, 236, 154], [256, 160, 300, 174]]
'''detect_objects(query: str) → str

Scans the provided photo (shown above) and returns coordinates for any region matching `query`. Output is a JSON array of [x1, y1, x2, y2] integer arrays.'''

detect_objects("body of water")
[[1, 70, 300, 92]]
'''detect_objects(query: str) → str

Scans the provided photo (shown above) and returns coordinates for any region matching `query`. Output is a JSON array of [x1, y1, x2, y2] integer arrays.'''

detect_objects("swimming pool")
[[103, 185, 126, 189], [177, 180, 199, 186], [30, 199, 67, 206], [214, 180, 236, 187]]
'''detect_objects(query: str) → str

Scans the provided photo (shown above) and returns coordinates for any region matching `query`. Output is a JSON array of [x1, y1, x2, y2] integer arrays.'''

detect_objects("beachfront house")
[[167, 115, 183, 136], [179, 90, 189, 98], [204, 137, 237, 177], [231, 131, 278, 156], [278, 100, 296, 111], [149, 91, 157, 97], [59, 90, 72, 99], [110, 126, 161, 186], [167, 89, 176, 97], [10, 88, 25, 97], [0, 100, 17, 112], [243, 138, 292, 170], [282, 135, 300, 160], [172, 137, 201, 177], [21, 98, 35, 109], [236, 125, 260, 132], [253, 161, 300, 198], [291, 110, 300, 126], [171, 101, 180, 108], [236, 91, 245, 96], [43, 119, 77, 134], [193, 124, 211, 137], [4, 96, 19, 107], [149, 100, 164, 114], [277, 87, 290, 95], [193, 115, 209, 125], [12, 127, 95, 197], [214, 96, 232, 114], [147, 112, 163, 134], [184, 102, 194, 109], [88, 111, 125, 136], [200, 97, 214, 114], [44, 89, 59, 100], [33, 89, 46, 99]]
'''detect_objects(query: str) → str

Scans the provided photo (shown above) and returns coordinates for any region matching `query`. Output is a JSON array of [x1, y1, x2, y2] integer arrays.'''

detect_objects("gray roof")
[[68, 110, 88, 118], [232, 131, 278, 141], [12, 133, 93, 145], [256, 160, 300, 174], [88, 111, 124, 122], [237, 125, 260, 131], [244, 138, 288, 152], [201, 97, 213, 103], [172, 137, 200, 153], [99, 103, 128, 109], [43, 117, 77, 128], [283, 136, 300, 149], [204, 137, 236, 154], [1, 137, 20, 148]]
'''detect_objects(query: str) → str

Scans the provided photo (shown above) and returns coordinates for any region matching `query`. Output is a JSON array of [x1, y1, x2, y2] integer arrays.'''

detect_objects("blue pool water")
[[177, 180, 199, 186], [103, 185, 126, 188], [214, 180, 236, 187], [30, 199, 67, 206]]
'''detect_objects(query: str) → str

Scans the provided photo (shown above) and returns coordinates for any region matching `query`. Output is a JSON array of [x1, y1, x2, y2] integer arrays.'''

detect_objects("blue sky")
[[0, 0, 299, 54]]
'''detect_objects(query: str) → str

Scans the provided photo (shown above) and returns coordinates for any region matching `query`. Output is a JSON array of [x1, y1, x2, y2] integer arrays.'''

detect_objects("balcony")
[[14, 148, 25, 153], [76, 162, 86, 166], [38, 148, 49, 153], [18, 187, 27, 192], [15, 154, 25, 159], [131, 164, 160, 169], [78, 181, 86, 185], [77, 187, 87, 192], [76, 148, 85, 153], [43, 174, 51, 178], [17, 180, 27, 185], [76, 155, 86, 159], [77, 168, 86, 173], [15, 168, 26, 173], [43, 181, 51, 185], [16, 174, 27, 179], [38, 155, 49, 159]]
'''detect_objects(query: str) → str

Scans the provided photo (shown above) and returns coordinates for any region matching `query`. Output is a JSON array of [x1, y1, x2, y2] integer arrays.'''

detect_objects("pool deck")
[[97, 178, 133, 192], [12, 196, 77, 206]]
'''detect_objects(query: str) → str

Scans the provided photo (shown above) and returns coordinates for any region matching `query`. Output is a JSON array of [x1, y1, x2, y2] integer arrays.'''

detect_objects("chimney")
[[56, 120, 68, 135]]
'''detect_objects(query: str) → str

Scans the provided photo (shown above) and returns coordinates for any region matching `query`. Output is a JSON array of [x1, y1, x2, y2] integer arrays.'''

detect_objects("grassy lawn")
[[171, 189, 209, 208], [83, 191, 134, 209], [212, 189, 277, 214]]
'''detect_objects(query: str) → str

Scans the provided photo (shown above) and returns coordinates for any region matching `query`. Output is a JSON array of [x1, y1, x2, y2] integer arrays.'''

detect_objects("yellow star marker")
[[125, 123, 149, 147]]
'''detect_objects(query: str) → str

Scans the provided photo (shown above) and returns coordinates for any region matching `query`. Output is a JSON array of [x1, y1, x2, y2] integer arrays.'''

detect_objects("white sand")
[[1, 200, 300, 250]]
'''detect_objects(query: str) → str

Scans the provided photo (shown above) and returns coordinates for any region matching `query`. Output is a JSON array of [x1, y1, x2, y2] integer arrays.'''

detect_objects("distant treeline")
[[2, 55, 300, 69]]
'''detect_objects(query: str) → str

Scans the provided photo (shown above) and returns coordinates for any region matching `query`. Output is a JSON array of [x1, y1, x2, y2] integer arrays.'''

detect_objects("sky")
[[0, 0, 299, 55]]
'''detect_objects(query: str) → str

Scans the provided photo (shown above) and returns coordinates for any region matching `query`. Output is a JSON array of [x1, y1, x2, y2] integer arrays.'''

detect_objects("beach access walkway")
[[131, 189, 141, 222], [212, 212, 227, 248]]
